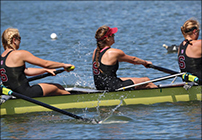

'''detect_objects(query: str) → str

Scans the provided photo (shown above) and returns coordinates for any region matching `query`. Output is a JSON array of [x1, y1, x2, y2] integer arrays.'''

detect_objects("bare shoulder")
[[6, 50, 25, 57], [188, 40, 202, 57], [14, 50, 38, 62], [108, 48, 125, 55], [194, 39, 201, 46], [4, 50, 31, 66], [191, 40, 202, 50], [13, 50, 31, 55]]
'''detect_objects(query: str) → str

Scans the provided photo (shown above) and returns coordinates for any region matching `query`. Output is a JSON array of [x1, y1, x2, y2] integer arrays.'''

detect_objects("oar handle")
[[147, 64, 178, 74], [28, 66, 75, 82]]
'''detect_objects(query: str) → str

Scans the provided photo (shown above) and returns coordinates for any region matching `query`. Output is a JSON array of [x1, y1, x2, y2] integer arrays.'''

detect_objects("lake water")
[[1, 1, 201, 139]]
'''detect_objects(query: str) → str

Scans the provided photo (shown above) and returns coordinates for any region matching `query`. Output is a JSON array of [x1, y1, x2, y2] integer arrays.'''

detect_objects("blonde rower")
[[1, 28, 74, 97]]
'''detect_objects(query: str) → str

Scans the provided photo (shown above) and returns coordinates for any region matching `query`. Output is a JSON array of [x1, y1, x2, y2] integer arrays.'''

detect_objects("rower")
[[1, 28, 75, 98], [178, 18, 201, 85]]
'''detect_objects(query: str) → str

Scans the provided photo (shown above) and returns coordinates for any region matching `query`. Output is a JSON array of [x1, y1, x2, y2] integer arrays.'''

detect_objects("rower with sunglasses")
[[1, 28, 75, 97], [92, 25, 157, 91], [178, 18, 201, 84]]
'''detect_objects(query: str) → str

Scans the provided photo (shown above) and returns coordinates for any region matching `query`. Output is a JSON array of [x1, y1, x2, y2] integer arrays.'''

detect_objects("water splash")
[[96, 91, 108, 121], [97, 95, 133, 124], [99, 95, 125, 122]]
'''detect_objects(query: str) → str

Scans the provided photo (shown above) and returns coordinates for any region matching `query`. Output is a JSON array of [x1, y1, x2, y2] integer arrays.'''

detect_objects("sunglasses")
[[15, 36, 21, 41]]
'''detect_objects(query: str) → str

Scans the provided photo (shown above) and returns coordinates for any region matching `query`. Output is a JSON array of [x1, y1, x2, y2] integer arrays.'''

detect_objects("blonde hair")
[[181, 18, 200, 38], [94, 25, 109, 67], [1, 28, 20, 50]]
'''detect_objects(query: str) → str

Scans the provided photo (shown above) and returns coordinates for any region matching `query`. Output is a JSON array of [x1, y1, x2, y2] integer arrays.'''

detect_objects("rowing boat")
[[1, 82, 201, 116]]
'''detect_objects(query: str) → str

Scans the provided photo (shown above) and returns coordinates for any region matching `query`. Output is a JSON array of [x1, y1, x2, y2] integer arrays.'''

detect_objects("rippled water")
[[1, 1, 201, 139], [1, 102, 201, 139]]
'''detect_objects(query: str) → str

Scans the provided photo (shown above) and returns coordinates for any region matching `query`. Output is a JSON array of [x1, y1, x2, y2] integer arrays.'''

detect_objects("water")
[[1, 102, 201, 139], [1, 1, 201, 139]]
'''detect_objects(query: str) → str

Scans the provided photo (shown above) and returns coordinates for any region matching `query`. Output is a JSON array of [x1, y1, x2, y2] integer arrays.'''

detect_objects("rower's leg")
[[120, 77, 157, 89], [38, 83, 70, 96], [132, 77, 157, 89]]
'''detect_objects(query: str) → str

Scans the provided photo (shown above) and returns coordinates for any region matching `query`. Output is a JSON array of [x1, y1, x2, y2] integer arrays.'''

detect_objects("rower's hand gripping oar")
[[0, 85, 99, 124], [28, 66, 75, 82]]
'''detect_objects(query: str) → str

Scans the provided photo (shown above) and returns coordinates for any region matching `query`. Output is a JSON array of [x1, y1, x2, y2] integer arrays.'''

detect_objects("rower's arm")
[[24, 68, 56, 76], [19, 50, 74, 71], [117, 50, 152, 66]]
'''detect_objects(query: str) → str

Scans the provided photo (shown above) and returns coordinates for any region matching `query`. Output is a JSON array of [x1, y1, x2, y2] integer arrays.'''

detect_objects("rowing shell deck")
[[1, 83, 201, 116]]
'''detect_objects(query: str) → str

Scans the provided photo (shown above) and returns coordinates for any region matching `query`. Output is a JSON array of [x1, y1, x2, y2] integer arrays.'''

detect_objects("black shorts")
[[14, 84, 43, 98], [95, 76, 134, 91]]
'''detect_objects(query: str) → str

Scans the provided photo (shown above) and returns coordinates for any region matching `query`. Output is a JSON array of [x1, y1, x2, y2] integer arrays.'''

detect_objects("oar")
[[0, 85, 99, 124], [147, 64, 178, 74], [28, 66, 75, 82], [147, 64, 201, 84], [116, 72, 185, 91]]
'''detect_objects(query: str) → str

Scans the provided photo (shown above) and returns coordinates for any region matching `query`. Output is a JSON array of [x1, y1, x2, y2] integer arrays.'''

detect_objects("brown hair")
[[94, 25, 109, 68], [181, 18, 200, 38], [1, 28, 20, 50]]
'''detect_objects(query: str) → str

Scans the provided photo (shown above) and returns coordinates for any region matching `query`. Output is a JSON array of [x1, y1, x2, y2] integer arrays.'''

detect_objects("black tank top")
[[178, 40, 202, 79], [92, 48, 119, 77], [92, 48, 119, 89], [0, 51, 29, 90]]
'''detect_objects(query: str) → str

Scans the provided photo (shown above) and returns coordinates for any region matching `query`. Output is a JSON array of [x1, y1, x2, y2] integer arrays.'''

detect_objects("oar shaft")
[[9, 90, 84, 120], [1, 85, 98, 123], [28, 69, 64, 82], [147, 64, 178, 74], [117, 72, 185, 91], [28, 66, 75, 82]]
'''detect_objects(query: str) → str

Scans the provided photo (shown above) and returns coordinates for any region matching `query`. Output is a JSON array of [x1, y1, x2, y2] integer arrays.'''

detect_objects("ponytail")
[[94, 25, 109, 68]]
